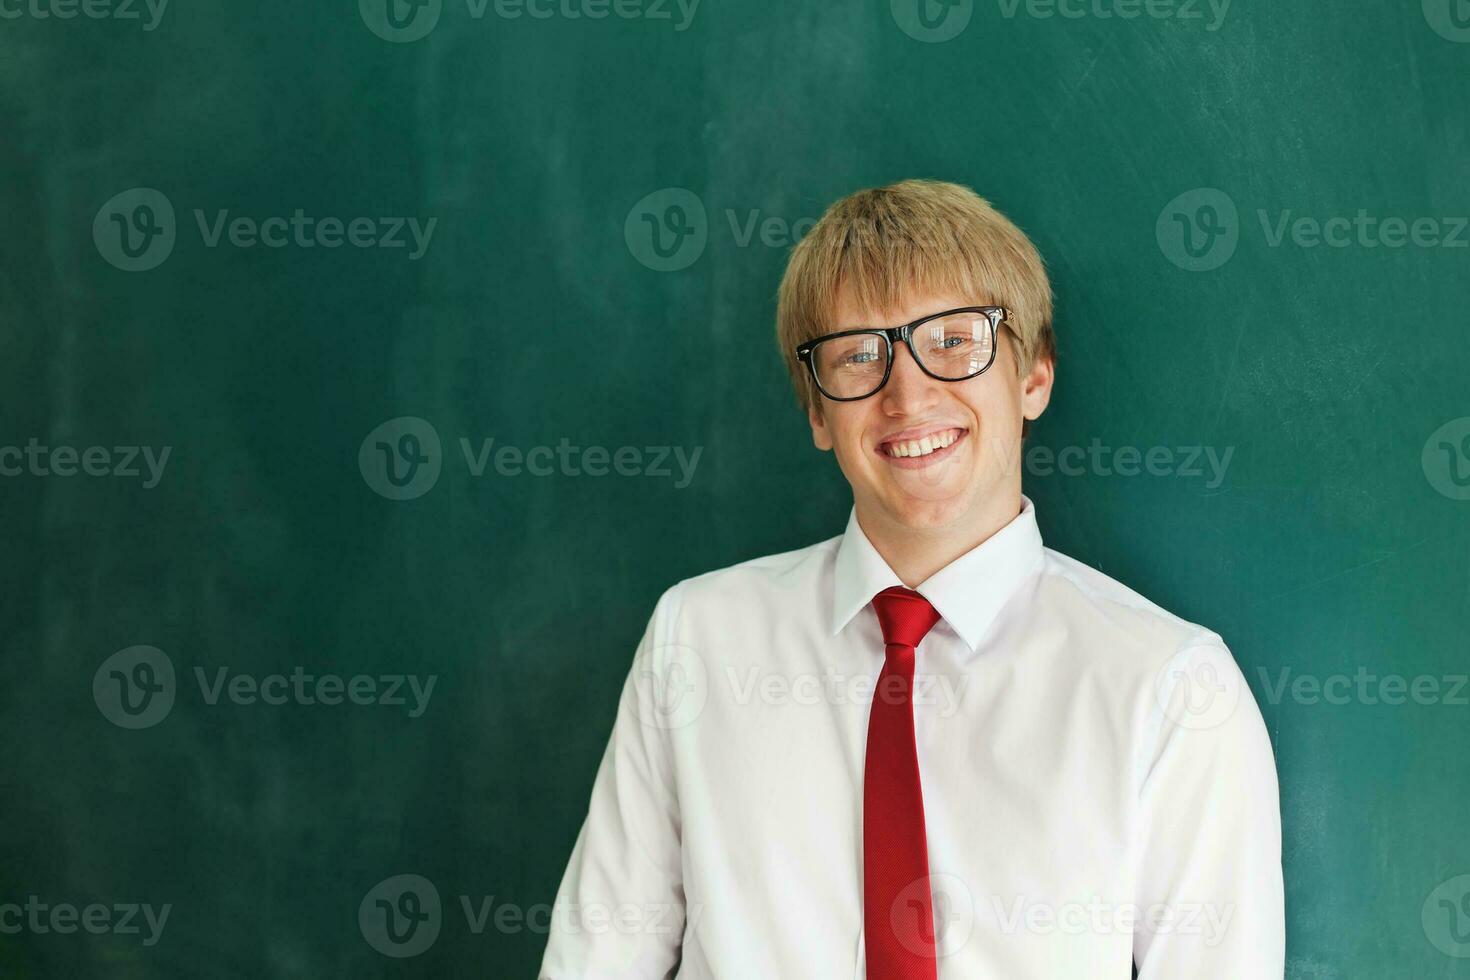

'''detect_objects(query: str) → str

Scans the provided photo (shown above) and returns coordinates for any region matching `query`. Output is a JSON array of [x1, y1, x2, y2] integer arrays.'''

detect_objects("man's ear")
[[808, 400, 834, 451], [1021, 354, 1055, 424]]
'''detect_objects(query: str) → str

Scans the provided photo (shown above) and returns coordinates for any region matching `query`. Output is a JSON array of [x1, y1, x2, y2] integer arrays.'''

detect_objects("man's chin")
[[877, 485, 971, 529]]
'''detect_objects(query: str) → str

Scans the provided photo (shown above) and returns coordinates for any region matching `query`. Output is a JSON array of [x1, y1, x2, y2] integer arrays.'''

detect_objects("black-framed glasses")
[[794, 306, 1010, 402]]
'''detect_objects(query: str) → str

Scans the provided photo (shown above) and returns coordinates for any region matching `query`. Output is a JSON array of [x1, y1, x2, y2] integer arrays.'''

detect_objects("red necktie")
[[864, 585, 943, 979]]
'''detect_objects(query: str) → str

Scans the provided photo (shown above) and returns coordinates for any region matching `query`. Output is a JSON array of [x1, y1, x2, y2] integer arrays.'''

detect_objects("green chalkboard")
[[2, 0, 1468, 976]]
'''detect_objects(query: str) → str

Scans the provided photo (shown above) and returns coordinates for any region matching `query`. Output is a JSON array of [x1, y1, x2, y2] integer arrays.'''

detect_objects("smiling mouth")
[[876, 427, 968, 464]]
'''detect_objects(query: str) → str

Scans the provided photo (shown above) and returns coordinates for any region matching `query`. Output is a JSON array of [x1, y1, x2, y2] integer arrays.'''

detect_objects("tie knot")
[[871, 586, 942, 651]]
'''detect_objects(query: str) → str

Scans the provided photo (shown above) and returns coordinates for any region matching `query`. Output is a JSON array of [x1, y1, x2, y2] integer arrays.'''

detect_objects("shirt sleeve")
[[539, 584, 689, 980], [1133, 635, 1286, 979]]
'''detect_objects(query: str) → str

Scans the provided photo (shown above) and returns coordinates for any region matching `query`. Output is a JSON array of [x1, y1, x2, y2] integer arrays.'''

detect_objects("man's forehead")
[[831, 285, 978, 327]]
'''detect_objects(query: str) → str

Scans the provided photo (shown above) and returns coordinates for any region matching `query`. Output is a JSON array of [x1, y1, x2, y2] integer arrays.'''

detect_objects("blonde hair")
[[775, 179, 1056, 432]]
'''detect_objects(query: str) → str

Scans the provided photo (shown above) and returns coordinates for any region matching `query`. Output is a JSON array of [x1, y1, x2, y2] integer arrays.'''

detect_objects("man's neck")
[[855, 489, 1023, 588]]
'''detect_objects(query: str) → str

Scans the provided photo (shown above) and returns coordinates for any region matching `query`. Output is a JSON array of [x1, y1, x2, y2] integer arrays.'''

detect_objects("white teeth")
[[884, 428, 960, 459]]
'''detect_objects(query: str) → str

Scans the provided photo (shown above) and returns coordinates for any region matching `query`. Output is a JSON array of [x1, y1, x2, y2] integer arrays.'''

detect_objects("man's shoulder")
[[654, 532, 840, 620], [680, 532, 841, 594], [1036, 545, 1228, 659]]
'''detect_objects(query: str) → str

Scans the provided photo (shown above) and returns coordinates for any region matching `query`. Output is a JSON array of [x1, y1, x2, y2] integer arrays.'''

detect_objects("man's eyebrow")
[[832, 314, 889, 331]]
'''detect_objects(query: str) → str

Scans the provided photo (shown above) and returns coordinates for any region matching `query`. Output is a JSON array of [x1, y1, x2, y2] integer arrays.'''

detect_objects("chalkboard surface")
[[2, 0, 1468, 976]]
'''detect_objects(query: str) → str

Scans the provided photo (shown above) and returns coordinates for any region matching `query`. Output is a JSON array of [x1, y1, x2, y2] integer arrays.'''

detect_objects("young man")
[[541, 179, 1284, 978]]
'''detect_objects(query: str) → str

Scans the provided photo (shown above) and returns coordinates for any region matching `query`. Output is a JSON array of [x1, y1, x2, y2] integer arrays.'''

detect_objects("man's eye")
[[844, 351, 878, 365], [927, 335, 973, 355]]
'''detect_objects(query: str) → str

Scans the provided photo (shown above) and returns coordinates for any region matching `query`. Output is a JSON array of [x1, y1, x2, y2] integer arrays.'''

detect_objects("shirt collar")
[[830, 494, 1045, 653]]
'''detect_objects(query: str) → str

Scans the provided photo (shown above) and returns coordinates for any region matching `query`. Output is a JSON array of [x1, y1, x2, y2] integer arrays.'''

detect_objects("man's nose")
[[882, 341, 939, 404]]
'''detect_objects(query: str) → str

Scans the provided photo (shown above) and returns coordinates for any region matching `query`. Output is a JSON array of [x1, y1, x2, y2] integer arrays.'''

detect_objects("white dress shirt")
[[540, 494, 1285, 979]]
